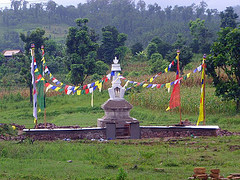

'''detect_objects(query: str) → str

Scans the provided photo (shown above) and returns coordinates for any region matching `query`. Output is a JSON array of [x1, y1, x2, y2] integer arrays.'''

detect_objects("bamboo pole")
[[203, 54, 206, 125], [177, 50, 182, 125], [41, 45, 47, 129], [31, 44, 38, 129]]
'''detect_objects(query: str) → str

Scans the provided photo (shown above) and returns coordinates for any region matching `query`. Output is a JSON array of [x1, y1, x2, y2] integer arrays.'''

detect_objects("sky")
[[0, 0, 239, 11]]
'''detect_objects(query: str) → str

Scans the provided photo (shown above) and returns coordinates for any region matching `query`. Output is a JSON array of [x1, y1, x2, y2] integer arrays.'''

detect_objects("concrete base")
[[22, 125, 220, 140], [97, 99, 139, 128]]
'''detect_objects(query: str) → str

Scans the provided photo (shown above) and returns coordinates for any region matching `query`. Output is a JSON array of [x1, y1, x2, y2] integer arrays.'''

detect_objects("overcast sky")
[[0, 0, 239, 11]]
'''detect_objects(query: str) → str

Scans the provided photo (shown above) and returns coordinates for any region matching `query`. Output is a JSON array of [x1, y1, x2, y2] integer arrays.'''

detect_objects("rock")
[[211, 169, 220, 174], [210, 173, 220, 178], [196, 174, 208, 180], [194, 167, 206, 174], [67, 160, 72, 163]]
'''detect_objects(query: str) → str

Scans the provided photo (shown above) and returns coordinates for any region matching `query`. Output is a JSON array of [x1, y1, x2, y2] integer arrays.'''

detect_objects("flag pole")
[[31, 44, 38, 128], [177, 50, 182, 125], [203, 54, 206, 125], [41, 45, 47, 128]]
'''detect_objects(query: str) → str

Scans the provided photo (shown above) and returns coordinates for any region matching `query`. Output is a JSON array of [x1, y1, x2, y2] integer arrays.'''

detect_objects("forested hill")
[[0, 0, 227, 51]]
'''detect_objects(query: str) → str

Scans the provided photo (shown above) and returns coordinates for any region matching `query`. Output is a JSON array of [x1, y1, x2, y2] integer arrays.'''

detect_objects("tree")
[[189, 18, 212, 53], [147, 37, 172, 59], [207, 27, 240, 112], [0, 53, 5, 66], [20, 28, 48, 58], [149, 53, 169, 73], [65, 18, 99, 85], [147, 42, 157, 59], [20, 28, 48, 103], [44, 39, 57, 56], [165, 34, 193, 73], [131, 42, 143, 55], [94, 60, 109, 75], [98, 26, 127, 64], [220, 7, 239, 28], [165, 46, 193, 74]]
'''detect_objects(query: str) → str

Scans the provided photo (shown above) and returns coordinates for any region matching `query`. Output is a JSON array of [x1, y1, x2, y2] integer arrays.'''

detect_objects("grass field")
[[0, 69, 240, 179], [0, 136, 239, 179]]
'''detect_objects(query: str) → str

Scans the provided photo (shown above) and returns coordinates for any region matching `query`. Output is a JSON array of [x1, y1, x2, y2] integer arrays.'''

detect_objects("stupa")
[[97, 57, 139, 128]]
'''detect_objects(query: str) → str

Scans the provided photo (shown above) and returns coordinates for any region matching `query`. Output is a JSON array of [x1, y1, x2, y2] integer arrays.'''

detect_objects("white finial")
[[113, 57, 119, 64]]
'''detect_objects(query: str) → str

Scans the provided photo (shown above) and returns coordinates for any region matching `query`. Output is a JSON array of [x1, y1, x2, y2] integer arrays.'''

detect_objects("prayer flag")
[[143, 83, 148, 88], [150, 77, 153, 82], [197, 56, 206, 126], [77, 90, 81, 95], [167, 51, 181, 111]]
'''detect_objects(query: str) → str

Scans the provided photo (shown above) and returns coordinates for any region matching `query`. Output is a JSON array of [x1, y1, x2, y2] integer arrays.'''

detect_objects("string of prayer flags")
[[124, 61, 202, 92], [41, 54, 111, 93]]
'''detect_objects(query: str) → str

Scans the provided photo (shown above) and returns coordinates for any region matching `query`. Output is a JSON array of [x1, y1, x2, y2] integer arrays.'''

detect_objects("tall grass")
[[128, 86, 235, 115]]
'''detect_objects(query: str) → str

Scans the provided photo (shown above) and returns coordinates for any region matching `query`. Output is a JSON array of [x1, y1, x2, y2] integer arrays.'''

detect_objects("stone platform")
[[23, 125, 220, 141], [97, 99, 139, 128]]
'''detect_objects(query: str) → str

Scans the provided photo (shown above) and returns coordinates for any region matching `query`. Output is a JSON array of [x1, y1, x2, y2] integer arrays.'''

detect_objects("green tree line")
[[0, 0, 223, 51]]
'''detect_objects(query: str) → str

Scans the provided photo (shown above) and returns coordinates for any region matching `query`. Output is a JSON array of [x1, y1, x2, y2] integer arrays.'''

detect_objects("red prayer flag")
[[45, 83, 50, 87], [168, 81, 180, 109], [167, 53, 181, 110], [85, 89, 89, 94]]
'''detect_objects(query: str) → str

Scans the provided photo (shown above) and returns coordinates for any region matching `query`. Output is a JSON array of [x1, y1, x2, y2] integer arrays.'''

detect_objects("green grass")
[[0, 136, 239, 179], [0, 85, 240, 179], [0, 86, 239, 131]]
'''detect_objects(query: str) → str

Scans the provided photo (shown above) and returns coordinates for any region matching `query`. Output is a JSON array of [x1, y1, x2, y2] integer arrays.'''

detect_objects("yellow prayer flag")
[[143, 83, 148, 88], [197, 95, 204, 126], [165, 68, 168, 73], [176, 55, 179, 60], [187, 73, 191, 78], [95, 80, 99, 85], [97, 82, 102, 92], [75, 86, 80, 90], [54, 87, 60, 91], [166, 107, 170, 111], [77, 90, 81, 95], [150, 77, 153, 82], [165, 83, 171, 89], [165, 83, 171, 93], [197, 60, 205, 126], [12, 126, 16, 130], [34, 68, 39, 73], [34, 118, 37, 124]]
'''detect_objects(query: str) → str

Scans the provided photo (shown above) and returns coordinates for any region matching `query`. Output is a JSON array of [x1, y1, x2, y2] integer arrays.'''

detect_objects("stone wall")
[[141, 127, 217, 138], [24, 128, 106, 141], [24, 126, 218, 140]]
